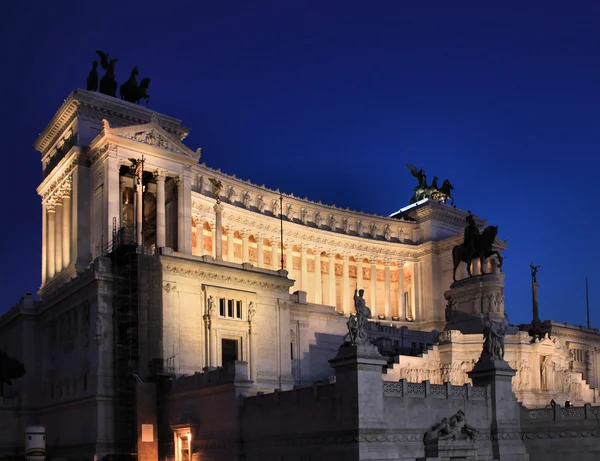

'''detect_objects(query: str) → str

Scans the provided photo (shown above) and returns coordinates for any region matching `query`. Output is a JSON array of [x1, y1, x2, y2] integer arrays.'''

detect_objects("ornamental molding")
[[191, 197, 417, 261], [162, 264, 291, 293], [40, 158, 78, 203], [35, 89, 189, 155]]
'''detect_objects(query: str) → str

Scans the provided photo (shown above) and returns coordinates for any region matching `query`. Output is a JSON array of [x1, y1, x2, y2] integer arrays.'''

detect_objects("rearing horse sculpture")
[[96, 50, 118, 97], [452, 225, 503, 282]]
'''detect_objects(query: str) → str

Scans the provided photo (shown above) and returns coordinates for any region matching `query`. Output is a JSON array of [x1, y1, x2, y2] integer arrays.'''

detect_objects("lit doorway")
[[222, 338, 239, 366]]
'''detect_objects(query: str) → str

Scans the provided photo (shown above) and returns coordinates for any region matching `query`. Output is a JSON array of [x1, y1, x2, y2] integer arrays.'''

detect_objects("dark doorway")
[[222, 339, 238, 366]]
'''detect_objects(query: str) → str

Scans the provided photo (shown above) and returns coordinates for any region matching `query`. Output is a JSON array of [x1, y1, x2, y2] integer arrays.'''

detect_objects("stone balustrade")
[[243, 382, 335, 409], [524, 404, 600, 422], [382, 379, 487, 400]]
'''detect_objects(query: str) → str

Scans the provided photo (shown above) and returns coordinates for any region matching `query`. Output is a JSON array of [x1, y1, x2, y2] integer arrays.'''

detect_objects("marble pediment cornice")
[[192, 196, 417, 261], [35, 89, 190, 156], [37, 148, 79, 201], [88, 118, 200, 165]]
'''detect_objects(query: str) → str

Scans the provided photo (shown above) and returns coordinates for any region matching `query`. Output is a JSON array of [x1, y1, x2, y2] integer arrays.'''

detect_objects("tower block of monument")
[[444, 272, 505, 334]]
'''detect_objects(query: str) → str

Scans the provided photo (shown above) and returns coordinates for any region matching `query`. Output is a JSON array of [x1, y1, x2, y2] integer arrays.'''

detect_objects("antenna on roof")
[[586, 277, 591, 329], [280, 193, 284, 271]]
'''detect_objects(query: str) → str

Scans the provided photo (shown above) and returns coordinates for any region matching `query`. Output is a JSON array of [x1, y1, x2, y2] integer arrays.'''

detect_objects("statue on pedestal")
[[425, 410, 478, 442], [343, 289, 371, 346], [209, 178, 223, 204], [482, 312, 509, 360], [407, 164, 455, 204], [452, 212, 503, 282], [530, 263, 540, 283]]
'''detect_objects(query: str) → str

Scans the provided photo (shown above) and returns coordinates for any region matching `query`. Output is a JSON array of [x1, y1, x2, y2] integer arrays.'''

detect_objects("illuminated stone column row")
[[43, 180, 73, 283]]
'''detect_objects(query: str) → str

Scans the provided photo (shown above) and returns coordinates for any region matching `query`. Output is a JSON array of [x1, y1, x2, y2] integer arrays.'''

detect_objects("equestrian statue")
[[407, 164, 454, 205], [452, 211, 503, 282]]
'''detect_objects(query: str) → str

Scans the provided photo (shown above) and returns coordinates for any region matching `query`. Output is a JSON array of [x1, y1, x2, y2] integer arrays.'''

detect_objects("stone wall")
[[521, 404, 600, 461]]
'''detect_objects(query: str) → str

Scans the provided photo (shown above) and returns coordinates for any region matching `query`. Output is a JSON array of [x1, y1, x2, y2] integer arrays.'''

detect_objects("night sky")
[[1, 1, 598, 327]]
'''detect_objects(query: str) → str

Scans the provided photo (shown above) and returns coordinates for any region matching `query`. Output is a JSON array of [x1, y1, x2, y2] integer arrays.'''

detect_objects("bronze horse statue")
[[119, 66, 151, 104], [96, 50, 118, 97], [452, 225, 503, 282], [431, 179, 454, 204]]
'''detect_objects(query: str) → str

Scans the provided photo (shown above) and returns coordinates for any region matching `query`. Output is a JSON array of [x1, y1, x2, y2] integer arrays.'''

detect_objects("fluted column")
[[300, 245, 308, 292], [194, 217, 204, 256], [242, 232, 249, 262], [256, 234, 264, 268], [209, 222, 217, 259], [370, 258, 378, 318], [328, 252, 336, 309], [384, 260, 392, 319], [410, 262, 419, 320], [155, 171, 166, 248], [119, 179, 126, 228], [62, 191, 71, 268], [55, 199, 63, 274], [314, 249, 322, 304], [397, 262, 405, 319], [47, 203, 56, 279], [226, 227, 234, 262], [342, 254, 350, 314], [41, 202, 47, 285]]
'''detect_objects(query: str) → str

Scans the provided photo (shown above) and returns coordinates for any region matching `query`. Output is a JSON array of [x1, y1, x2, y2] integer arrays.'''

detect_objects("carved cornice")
[[162, 264, 291, 293], [40, 157, 78, 203], [35, 89, 189, 156], [191, 197, 417, 261]]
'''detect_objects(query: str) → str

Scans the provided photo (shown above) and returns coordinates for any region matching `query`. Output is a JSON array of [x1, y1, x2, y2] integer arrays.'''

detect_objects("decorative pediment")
[[105, 118, 200, 161]]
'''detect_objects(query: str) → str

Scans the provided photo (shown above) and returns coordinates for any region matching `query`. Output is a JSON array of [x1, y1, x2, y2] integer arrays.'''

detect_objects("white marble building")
[[0, 89, 599, 460]]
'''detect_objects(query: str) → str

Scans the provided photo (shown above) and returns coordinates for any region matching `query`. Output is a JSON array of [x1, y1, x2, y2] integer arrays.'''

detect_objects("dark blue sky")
[[1, 1, 598, 326]]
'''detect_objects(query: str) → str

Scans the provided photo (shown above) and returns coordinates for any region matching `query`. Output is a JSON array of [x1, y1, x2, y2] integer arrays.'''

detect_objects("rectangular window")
[[219, 298, 225, 317], [236, 300, 242, 319], [227, 299, 234, 318], [290, 342, 294, 360]]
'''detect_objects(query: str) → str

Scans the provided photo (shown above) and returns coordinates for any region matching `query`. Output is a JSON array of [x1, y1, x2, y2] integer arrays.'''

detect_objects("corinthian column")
[[342, 254, 350, 315], [300, 245, 308, 292], [62, 190, 71, 268], [241, 231, 249, 262], [55, 199, 63, 274], [41, 202, 47, 285], [47, 202, 56, 279], [370, 258, 378, 318], [328, 252, 336, 309], [397, 262, 405, 319], [155, 171, 166, 248], [256, 234, 264, 268], [194, 217, 204, 256], [226, 227, 234, 262], [384, 260, 392, 319], [314, 249, 322, 304]]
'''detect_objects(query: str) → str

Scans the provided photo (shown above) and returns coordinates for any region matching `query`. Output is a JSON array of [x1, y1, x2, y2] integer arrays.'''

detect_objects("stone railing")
[[524, 404, 600, 422], [170, 361, 249, 394], [383, 379, 487, 400]]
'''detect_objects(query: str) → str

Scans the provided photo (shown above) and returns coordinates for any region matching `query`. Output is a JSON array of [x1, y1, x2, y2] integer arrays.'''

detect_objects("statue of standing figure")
[[482, 312, 508, 360], [343, 289, 372, 345], [530, 263, 540, 283]]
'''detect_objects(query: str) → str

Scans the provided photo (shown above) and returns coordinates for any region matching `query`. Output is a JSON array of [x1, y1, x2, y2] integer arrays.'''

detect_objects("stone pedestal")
[[468, 358, 530, 461], [422, 440, 478, 461], [444, 274, 505, 334], [328, 342, 388, 430]]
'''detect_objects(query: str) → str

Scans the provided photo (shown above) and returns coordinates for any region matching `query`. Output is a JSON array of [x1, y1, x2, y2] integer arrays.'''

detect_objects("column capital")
[[193, 215, 205, 226], [240, 230, 250, 240], [369, 256, 378, 265], [255, 232, 265, 240], [154, 169, 166, 182], [47, 201, 57, 213], [224, 225, 235, 235], [383, 258, 392, 267]]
